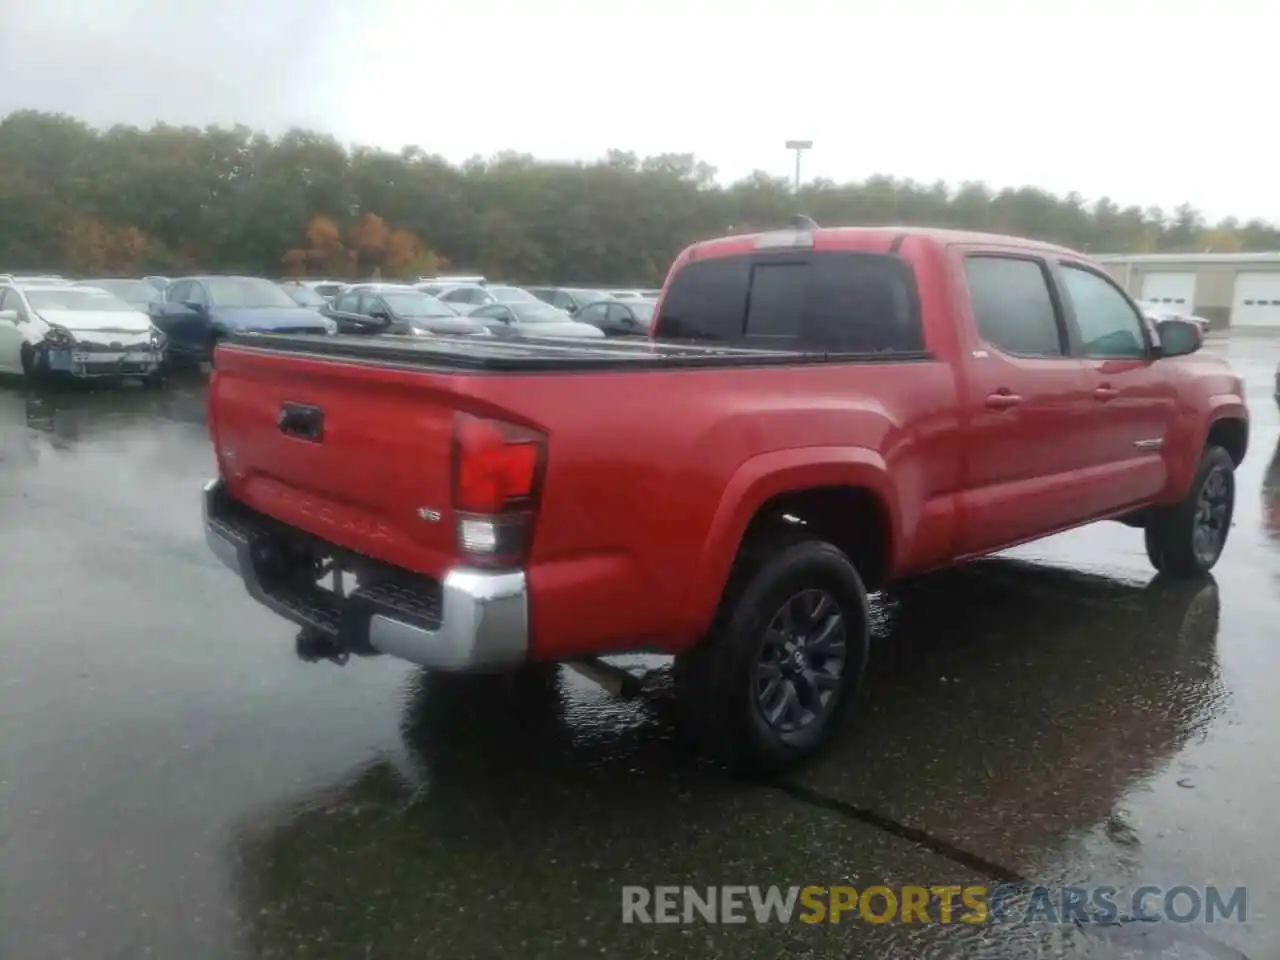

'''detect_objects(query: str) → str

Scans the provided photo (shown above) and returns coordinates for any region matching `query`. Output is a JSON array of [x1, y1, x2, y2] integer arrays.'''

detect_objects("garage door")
[[1140, 272, 1198, 315], [1231, 272, 1280, 328]]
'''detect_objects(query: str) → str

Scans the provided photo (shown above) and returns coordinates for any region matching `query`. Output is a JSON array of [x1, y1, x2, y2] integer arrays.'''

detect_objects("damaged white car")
[[0, 279, 167, 384]]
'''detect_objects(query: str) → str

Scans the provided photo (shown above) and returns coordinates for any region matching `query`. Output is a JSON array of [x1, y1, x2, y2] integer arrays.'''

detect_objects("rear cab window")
[[653, 250, 924, 354], [962, 255, 1066, 358]]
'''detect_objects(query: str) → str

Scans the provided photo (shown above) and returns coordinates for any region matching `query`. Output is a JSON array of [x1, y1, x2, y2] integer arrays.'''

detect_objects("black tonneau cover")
[[225, 331, 929, 373]]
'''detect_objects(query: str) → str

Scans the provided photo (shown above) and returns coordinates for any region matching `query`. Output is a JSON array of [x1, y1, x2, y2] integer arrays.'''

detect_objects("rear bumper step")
[[202, 479, 529, 670]]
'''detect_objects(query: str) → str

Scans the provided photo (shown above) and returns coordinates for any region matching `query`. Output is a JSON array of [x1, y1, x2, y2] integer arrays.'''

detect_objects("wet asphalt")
[[1, 339, 1278, 960]]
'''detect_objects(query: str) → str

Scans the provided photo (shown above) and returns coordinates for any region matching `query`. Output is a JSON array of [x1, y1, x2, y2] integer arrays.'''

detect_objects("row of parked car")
[[281, 276, 661, 339], [0, 271, 660, 384]]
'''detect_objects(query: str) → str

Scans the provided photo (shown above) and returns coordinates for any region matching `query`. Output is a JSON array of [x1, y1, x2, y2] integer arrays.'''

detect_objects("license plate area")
[[228, 496, 445, 643]]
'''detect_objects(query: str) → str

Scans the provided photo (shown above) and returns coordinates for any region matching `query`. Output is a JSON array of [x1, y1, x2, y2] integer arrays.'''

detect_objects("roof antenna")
[[791, 214, 819, 230]]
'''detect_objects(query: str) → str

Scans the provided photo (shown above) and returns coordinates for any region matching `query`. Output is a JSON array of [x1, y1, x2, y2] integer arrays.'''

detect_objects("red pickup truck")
[[203, 225, 1248, 772]]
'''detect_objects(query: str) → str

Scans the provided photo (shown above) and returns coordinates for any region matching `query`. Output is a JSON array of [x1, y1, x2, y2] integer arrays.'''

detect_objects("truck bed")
[[209, 329, 954, 660], [226, 330, 926, 371]]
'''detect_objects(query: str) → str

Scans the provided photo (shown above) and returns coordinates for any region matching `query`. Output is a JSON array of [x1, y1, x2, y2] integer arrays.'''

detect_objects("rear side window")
[[655, 252, 923, 353], [963, 256, 1063, 357]]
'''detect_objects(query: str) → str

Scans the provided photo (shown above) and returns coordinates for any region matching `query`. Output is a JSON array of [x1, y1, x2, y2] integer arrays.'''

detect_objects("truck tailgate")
[[210, 343, 471, 577]]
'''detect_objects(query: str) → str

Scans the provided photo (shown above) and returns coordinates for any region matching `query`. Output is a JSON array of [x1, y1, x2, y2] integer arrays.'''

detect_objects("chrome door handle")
[[985, 392, 1023, 409]]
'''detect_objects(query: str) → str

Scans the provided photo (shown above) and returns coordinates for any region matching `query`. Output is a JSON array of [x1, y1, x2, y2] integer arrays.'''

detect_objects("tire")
[[675, 529, 871, 775], [1144, 445, 1235, 578]]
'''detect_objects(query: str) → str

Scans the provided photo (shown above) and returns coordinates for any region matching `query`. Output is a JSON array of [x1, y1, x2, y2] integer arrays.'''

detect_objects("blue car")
[[152, 275, 336, 363]]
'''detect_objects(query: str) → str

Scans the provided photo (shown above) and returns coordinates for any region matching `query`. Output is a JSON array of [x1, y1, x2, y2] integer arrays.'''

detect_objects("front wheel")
[[1145, 445, 1236, 578], [675, 532, 870, 774]]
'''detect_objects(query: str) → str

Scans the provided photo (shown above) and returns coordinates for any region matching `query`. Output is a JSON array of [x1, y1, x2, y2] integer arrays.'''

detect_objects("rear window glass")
[[745, 263, 806, 337], [654, 252, 923, 353], [654, 257, 750, 341]]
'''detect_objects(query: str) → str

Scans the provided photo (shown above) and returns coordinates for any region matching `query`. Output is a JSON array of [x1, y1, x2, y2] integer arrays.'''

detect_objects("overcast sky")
[[0, 0, 1272, 223]]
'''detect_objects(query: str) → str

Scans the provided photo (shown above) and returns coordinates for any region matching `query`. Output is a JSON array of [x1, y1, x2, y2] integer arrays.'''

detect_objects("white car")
[[435, 283, 540, 314], [0, 279, 166, 383], [293, 279, 349, 301], [1136, 299, 1212, 334]]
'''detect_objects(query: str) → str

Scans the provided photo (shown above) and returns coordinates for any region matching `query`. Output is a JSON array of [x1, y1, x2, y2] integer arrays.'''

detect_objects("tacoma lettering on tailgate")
[[252, 477, 397, 544]]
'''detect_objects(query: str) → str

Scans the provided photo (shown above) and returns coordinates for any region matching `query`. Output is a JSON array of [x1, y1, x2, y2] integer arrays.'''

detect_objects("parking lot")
[[0, 336, 1277, 960]]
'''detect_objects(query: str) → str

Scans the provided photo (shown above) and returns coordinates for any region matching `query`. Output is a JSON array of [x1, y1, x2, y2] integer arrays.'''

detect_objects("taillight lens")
[[451, 412, 546, 567]]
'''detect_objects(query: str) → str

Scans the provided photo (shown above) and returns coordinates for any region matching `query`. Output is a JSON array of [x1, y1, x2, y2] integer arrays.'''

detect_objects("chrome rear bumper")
[[202, 479, 529, 670]]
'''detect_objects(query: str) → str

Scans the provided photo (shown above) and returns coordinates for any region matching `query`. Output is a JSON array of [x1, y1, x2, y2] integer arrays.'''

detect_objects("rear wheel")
[[1144, 445, 1235, 578], [675, 530, 870, 774]]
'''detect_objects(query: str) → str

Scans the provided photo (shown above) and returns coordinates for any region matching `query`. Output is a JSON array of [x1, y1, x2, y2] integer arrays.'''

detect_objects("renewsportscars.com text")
[[621, 884, 1247, 925]]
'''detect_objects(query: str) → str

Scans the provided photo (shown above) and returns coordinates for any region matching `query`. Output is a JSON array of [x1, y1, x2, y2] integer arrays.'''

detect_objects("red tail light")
[[451, 412, 546, 567]]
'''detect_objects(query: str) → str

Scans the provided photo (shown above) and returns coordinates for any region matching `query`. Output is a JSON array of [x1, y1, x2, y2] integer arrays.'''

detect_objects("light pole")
[[784, 139, 812, 193]]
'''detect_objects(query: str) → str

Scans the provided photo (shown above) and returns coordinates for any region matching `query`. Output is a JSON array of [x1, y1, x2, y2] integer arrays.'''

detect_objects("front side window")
[[1058, 264, 1148, 358], [963, 256, 1064, 358]]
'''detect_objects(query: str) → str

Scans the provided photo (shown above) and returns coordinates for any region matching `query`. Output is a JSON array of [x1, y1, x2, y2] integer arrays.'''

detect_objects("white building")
[[1097, 252, 1280, 330]]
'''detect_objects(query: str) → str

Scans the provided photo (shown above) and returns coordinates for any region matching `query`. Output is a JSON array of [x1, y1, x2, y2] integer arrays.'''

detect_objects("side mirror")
[[0, 309, 18, 323], [1156, 317, 1202, 357]]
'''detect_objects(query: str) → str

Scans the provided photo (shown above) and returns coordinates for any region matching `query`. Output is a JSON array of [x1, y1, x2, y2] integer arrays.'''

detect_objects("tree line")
[[1, 109, 1275, 285]]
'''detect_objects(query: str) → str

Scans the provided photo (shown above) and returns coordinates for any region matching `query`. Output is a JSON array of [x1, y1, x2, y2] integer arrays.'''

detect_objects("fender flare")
[[1166, 398, 1248, 501], [1205, 398, 1249, 452], [679, 446, 898, 632]]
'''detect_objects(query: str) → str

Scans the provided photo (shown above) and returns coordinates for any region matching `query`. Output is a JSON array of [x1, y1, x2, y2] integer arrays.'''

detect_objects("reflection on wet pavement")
[[1, 339, 1279, 959]]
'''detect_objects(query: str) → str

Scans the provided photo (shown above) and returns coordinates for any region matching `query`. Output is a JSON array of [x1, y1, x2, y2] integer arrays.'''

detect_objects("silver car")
[[436, 283, 539, 314], [1136, 299, 1211, 334], [467, 300, 606, 338]]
